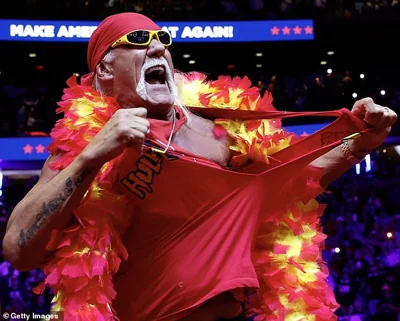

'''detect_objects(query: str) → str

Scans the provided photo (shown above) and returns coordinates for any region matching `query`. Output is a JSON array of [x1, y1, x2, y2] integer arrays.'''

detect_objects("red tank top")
[[111, 108, 367, 321]]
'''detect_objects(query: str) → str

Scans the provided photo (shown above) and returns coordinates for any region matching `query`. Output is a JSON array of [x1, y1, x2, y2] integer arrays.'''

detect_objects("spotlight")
[[255, 53, 263, 57], [320, 61, 327, 65], [29, 53, 37, 58], [356, 163, 361, 175], [352, 93, 358, 98], [256, 64, 263, 68], [365, 154, 371, 172], [334, 247, 340, 253], [381, 90, 386, 96], [360, 73, 365, 79], [387, 232, 393, 239], [327, 51, 335, 55], [188, 60, 196, 64], [327, 68, 333, 74], [183, 54, 191, 58]]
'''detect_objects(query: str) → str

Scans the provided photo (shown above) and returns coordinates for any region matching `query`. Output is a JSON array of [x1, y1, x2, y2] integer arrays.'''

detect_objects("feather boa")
[[35, 72, 338, 321]]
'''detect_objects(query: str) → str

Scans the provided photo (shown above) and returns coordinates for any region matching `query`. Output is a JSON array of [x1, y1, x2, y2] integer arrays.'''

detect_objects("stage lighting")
[[365, 154, 371, 172], [0, 170, 2, 197]]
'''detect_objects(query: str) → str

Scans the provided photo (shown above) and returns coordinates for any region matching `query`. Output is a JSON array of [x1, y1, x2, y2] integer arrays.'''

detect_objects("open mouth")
[[145, 65, 166, 85]]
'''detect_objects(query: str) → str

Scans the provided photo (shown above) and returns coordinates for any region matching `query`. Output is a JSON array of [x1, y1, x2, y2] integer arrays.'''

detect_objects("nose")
[[147, 38, 166, 58]]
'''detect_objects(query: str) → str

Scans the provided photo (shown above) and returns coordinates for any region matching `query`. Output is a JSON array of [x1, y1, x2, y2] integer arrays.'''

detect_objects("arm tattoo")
[[18, 167, 94, 248]]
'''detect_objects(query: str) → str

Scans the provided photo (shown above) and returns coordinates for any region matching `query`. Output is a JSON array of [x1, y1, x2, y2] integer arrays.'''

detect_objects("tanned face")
[[98, 38, 177, 119]]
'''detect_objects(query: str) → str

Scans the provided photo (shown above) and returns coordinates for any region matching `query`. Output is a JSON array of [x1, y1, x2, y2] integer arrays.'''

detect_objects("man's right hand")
[[80, 107, 150, 166], [2, 107, 148, 269]]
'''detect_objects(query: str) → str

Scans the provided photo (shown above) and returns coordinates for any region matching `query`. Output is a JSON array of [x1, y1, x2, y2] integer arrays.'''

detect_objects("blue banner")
[[0, 122, 322, 161], [0, 19, 314, 43], [0, 137, 52, 161]]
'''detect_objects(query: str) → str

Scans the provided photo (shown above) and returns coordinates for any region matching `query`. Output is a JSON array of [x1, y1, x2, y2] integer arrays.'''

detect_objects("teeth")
[[145, 65, 165, 75]]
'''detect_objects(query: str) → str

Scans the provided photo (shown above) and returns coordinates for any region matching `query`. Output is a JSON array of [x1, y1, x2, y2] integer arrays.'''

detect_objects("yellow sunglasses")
[[111, 30, 172, 49]]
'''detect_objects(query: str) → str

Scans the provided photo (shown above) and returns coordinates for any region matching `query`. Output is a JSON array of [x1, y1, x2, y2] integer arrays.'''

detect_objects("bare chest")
[[172, 115, 233, 167]]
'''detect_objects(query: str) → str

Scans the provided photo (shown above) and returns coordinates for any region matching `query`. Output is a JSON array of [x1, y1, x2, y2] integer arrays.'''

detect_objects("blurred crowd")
[[256, 70, 398, 113], [0, 87, 58, 137], [1, 147, 400, 319], [0, 177, 55, 317], [321, 159, 400, 321], [1, 0, 400, 21]]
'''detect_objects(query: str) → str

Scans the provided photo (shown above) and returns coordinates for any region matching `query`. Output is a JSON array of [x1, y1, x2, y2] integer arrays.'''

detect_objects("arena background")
[[0, 1, 400, 320]]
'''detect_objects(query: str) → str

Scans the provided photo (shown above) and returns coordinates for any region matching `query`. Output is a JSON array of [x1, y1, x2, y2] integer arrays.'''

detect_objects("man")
[[2, 12, 397, 321]]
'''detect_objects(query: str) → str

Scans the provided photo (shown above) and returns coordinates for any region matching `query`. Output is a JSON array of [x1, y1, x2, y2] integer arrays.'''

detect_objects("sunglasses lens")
[[127, 30, 150, 44], [157, 31, 171, 45]]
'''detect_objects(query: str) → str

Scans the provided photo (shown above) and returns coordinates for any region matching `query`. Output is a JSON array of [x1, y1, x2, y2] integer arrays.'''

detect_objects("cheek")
[[116, 53, 143, 82], [133, 52, 146, 78], [165, 52, 174, 71], [116, 72, 139, 92]]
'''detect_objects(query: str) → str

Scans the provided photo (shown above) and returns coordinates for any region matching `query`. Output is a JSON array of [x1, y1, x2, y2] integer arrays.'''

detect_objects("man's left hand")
[[350, 97, 397, 158]]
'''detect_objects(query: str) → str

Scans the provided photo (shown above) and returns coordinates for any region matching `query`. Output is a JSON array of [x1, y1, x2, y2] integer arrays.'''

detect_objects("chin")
[[142, 97, 174, 118], [145, 95, 174, 108]]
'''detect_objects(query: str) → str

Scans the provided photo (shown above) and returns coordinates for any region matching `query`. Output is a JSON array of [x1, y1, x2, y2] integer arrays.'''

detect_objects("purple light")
[[0, 170, 3, 197]]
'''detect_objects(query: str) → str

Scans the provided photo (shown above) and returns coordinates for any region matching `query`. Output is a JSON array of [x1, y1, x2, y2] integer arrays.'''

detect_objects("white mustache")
[[136, 57, 178, 102], [141, 56, 170, 72]]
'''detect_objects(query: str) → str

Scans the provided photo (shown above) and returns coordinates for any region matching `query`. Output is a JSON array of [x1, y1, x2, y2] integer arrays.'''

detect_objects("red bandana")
[[81, 12, 161, 86]]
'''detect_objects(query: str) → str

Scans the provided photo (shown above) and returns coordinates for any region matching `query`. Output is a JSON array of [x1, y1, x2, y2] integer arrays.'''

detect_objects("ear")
[[95, 60, 114, 83]]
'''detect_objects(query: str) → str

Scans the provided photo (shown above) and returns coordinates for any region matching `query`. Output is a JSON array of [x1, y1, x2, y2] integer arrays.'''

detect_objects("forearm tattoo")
[[18, 167, 94, 248]]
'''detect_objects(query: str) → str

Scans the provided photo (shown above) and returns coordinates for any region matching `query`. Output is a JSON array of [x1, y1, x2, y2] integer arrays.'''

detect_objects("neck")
[[147, 106, 175, 121]]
